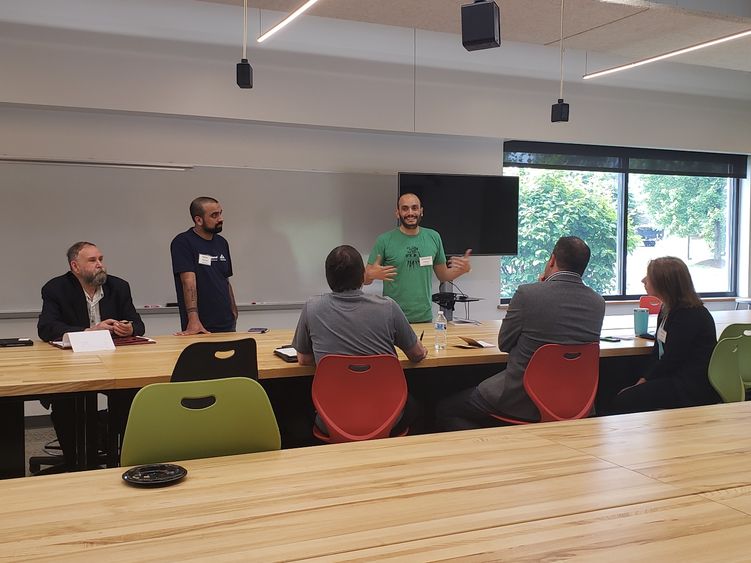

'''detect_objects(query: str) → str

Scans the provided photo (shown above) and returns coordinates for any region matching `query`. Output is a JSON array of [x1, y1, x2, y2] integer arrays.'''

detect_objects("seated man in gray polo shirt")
[[293, 244, 427, 436]]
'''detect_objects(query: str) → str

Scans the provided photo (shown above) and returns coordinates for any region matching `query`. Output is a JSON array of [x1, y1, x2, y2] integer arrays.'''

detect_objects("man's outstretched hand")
[[365, 254, 397, 283]]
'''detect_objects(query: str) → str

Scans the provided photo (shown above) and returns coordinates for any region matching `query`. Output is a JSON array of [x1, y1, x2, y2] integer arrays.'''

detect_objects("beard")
[[399, 214, 421, 230], [204, 223, 223, 234], [84, 270, 108, 287]]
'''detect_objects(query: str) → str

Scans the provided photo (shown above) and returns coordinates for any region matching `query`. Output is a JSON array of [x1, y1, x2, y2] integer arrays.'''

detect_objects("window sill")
[[497, 296, 736, 310]]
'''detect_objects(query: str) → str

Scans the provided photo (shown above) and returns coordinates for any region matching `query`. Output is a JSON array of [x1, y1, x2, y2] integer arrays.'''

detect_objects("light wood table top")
[[516, 402, 751, 494], [104, 320, 652, 390], [0, 341, 116, 396], [601, 308, 751, 332], [0, 321, 644, 397], [1, 402, 750, 561], [2, 310, 748, 397]]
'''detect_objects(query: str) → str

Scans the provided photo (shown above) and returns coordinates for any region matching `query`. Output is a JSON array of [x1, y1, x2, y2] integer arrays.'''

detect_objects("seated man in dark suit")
[[292, 245, 427, 436], [436, 236, 606, 431], [38, 241, 145, 469]]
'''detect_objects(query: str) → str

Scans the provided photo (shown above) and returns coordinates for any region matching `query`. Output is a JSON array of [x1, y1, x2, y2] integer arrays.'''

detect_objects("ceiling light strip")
[[257, 0, 320, 43], [583, 28, 751, 80]]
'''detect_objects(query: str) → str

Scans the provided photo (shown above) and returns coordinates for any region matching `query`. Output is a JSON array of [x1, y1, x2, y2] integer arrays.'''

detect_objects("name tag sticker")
[[657, 326, 667, 343], [419, 256, 433, 267], [198, 254, 212, 266]]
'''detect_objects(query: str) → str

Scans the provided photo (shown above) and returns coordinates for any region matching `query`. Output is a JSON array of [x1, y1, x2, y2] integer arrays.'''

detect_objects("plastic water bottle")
[[434, 311, 448, 350]]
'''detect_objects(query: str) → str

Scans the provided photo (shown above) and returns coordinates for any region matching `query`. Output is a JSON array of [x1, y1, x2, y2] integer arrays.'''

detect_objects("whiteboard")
[[2, 163, 396, 311]]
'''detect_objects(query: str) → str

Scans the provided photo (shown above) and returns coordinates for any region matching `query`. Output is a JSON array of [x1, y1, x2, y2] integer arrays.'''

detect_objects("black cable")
[[444, 280, 472, 320], [447, 280, 468, 297]]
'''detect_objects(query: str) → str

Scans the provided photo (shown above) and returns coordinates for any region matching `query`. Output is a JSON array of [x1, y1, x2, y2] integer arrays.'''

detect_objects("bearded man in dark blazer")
[[37, 241, 144, 470]]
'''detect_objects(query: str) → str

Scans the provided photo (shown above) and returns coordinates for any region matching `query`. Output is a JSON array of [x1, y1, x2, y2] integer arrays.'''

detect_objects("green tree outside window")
[[501, 168, 637, 297]]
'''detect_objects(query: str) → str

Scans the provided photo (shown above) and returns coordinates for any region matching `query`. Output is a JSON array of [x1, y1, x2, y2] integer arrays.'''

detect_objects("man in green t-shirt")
[[365, 193, 472, 323]]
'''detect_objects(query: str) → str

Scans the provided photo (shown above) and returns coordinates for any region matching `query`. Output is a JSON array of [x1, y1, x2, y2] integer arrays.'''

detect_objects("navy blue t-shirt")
[[170, 228, 235, 331]]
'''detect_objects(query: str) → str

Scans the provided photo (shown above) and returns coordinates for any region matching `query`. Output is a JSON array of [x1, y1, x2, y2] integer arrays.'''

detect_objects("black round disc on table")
[[122, 463, 187, 487]]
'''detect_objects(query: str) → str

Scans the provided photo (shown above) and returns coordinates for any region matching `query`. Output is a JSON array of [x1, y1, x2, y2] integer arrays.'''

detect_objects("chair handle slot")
[[181, 395, 217, 410], [563, 352, 582, 360], [347, 364, 372, 373]]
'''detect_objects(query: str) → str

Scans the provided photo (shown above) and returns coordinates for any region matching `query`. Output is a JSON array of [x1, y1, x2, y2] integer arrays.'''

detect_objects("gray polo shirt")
[[292, 290, 418, 364]]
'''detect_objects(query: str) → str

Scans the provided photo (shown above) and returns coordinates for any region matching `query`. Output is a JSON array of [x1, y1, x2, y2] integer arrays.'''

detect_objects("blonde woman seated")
[[613, 256, 721, 413]]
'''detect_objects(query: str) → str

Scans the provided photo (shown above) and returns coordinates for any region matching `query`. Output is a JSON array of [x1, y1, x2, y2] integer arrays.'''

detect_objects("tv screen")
[[398, 172, 519, 256]]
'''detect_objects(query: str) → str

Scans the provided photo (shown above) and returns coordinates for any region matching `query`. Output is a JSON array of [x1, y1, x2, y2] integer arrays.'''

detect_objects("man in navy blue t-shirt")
[[170, 196, 237, 334]]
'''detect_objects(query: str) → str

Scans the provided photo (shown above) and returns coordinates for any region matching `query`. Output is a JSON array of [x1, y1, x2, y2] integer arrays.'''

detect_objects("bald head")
[[398, 192, 421, 209], [396, 193, 423, 231]]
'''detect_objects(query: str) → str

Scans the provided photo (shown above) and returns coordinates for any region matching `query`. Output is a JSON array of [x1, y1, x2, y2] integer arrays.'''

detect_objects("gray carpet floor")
[[25, 417, 63, 477]]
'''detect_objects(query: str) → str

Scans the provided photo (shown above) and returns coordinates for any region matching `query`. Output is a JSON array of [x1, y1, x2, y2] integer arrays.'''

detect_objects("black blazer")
[[37, 272, 145, 342], [645, 305, 718, 405]]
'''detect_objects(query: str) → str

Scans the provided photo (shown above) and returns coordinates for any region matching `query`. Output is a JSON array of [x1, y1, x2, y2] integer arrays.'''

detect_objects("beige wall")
[[0, 0, 749, 333]]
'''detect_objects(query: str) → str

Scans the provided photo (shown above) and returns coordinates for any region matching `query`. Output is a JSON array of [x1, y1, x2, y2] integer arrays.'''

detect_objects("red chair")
[[312, 354, 408, 443], [490, 343, 600, 424], [639, 295, 662, 314]]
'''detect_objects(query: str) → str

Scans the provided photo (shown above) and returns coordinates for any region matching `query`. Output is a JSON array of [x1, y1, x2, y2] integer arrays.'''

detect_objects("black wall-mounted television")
[[398, 172, 519, 256]]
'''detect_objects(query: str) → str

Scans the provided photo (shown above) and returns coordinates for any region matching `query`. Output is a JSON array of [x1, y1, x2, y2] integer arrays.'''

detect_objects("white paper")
[[459, 336, 495, 348], [198, 253, 213, 266], [65, 330, 115, 352], [419, 256, 433, 267]]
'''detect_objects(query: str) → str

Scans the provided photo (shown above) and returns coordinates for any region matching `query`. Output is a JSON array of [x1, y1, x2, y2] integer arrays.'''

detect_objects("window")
[[626, 174, 735, 294], [502, 141, 746, 300], [500, 167, 620, 296]]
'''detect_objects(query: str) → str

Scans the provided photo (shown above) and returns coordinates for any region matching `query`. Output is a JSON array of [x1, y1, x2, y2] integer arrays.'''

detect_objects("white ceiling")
[[200, 0, 751, 72]]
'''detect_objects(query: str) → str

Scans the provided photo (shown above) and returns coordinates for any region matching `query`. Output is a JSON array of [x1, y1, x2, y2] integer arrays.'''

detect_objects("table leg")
[[0, 398, 25, 479], [73, 393, 99, 471]]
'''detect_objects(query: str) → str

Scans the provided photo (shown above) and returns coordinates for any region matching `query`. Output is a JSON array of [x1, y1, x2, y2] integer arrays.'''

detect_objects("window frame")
[[502, 141, 746, 302]]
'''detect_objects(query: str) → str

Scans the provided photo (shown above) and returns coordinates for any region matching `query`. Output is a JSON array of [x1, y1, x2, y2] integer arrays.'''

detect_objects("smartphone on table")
[[274, 345, 298, 363]]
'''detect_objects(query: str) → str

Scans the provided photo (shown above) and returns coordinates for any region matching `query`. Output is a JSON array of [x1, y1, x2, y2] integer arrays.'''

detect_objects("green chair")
[[717, 325, 751, 393], [120, 377, 280, 466], [707, 336, 746, 403]]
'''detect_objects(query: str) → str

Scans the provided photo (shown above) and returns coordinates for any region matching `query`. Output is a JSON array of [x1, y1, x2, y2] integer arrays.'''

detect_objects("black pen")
[[419, 331, 424, 341]]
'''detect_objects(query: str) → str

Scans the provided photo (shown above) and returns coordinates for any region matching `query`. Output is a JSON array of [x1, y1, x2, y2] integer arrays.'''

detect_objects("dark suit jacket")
[[477, 271, 606, 421], [645, 305, 718, 405], [37, 271, 145, 342]]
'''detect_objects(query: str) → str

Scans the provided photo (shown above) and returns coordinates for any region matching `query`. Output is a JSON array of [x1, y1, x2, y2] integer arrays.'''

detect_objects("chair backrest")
[[638, 295, 662, 314], [717, 327, 751, 390], [523, 343, 600, 423], [120, 377, 280, 466], [718, 323, 751, 341], [708, 336, 747, 403], [171, 338, 258, 382], [312, 354, 407, 443]]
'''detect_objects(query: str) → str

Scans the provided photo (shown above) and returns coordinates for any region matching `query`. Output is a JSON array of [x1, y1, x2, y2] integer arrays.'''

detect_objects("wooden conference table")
[[2, 401, 751, 561], [0, 317, 656, 397], [3, 309, 749, 396], [1, 309, 748, 477]]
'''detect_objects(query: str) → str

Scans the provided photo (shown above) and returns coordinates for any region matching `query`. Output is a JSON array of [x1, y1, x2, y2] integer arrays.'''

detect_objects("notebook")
[[50, 334, 155, 349], [455, 336, 495, 349]]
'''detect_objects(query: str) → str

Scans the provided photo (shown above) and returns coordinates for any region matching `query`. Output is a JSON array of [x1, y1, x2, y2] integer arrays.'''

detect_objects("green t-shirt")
[[368, 227, 446, 323]]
